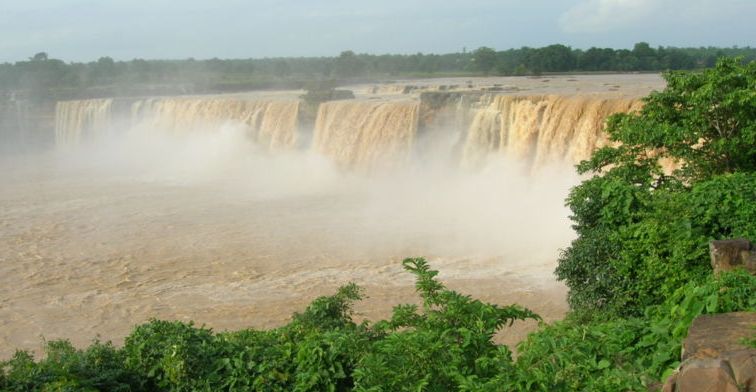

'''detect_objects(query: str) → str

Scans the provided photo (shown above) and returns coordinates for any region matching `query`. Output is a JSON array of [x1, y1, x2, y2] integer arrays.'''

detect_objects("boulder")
[[727, 350, 756, 390], [709, 239, 756, 275], [675, 359, 740, 392], [683, 312, 756, 360], [663, 312, 756, 391]]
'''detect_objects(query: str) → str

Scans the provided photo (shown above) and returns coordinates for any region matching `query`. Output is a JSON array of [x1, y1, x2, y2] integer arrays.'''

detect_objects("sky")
[[0, 0, 754, 62]]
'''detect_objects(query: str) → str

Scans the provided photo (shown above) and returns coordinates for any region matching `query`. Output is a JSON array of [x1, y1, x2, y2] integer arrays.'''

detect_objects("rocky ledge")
[[663, 312, 756, 392]]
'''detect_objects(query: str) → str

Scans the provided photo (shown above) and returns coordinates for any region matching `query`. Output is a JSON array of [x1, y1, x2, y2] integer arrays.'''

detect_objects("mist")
[[0, 110, 577, 356], [10, 118, 579, 261], [0, 71, 670, 357]]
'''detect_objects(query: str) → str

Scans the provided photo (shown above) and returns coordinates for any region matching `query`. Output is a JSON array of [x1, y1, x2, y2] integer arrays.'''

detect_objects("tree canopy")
[[556, 58, 756, 317]]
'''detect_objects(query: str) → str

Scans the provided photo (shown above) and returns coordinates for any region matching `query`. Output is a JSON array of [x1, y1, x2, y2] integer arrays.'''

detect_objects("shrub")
[[353, 258, 538, 391], [510, 270, 756, 391], [123, 320, 218, 391], [0, 340, 140, 392], [557, 58, 756, 317], [1, 258, 538, 392]]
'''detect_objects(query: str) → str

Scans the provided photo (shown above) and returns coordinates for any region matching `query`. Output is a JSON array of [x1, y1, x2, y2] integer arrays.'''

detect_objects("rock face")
[[683, 312, 756, 361], [709, 239, 756, 275], [663, 312, 756, 392], [671, 359, 741, 392]]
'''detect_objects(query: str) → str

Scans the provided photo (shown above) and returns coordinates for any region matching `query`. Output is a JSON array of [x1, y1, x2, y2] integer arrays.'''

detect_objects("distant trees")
[[5, 53, 78, 100], [578, 47, 616, 71], [334, 50, 365, 78], [1, 44, 755, 100], [524, 44, 576, 73], [88, 57, 117, 84], [471, 47, 497, 75], [30, 52, 49, 62]]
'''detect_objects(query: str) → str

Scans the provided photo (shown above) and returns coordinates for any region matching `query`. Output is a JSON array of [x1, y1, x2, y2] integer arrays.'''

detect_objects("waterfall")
[[460, 95, 643, 169], [55, 99, 113, 145], [131, 98, 301, 151], [54, 97, 300, 151], [312, 100, 419, 172], [52, 93, 649, 172]]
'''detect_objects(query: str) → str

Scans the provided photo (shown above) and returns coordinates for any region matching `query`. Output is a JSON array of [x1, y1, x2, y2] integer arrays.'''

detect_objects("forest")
[[1, 43, 755, 100]]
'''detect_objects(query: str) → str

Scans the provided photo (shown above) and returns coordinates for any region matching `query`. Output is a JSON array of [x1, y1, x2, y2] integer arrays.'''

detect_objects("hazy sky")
[[1, 0, 754, 62]]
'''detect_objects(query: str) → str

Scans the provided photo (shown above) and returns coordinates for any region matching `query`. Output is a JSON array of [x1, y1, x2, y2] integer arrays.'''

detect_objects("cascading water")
[[312, 100, 419, 172], [130, 98, 301, 151], [460, 95, 643, 169], [52, 93, 648, 172], [55, 99, 113, 145]]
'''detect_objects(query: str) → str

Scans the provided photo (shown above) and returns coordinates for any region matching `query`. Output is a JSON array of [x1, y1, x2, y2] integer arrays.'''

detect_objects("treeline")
[[1, 43, 755, 99], [471, 42, 756, 74]]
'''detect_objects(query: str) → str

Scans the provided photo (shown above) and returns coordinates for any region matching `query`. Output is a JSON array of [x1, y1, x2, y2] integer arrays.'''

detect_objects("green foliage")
[[212, 329, 296, 391], [542, 58, 756, 389], [583, 57, 756, 182], [638, 269, 756, 377], [557, 58, 756, 317], [1, 258, 538, 392], [334, 51, 365, 79], [289, 283, 364, 332], [123, 320, 218, 391], [508, 270, 755, 391], [354, 258, 538, 391], [471, 47, 498, 75], [1, 265, 752, 392], [0, 340, 140, 391], [684, 172, 756, 239], [513, 318, 647, 391], [285, 283, 372, 392]]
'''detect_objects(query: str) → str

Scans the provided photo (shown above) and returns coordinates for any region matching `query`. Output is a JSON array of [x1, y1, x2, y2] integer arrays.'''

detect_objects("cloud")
[[558, 0, 658, 33]]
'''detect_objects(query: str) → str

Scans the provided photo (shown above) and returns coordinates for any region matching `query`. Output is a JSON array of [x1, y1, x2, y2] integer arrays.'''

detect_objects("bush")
[[509, 270, 756, 391], [1, 258, 538, 392], [123, 320, 218, 391], [558, 172, 756, 317], [557, 58, 756, 317], [353, 258, 538, 391], [513, 318, 647, 391], [0, 340, 140, 391], [637, 269, 756, 378]]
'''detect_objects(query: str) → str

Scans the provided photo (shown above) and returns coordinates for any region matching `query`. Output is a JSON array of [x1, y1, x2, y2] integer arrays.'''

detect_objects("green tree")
[[471, 47, 497, 75], [89, 56, 117, 84], [578, 47, 616, 71], [632, 42, 658, 70], [30, 52, 48, 62], [556, 58, 756, 317], [334, 50, 365, 79], [587, 57, 756, 182], [530, 44, 577, 72]]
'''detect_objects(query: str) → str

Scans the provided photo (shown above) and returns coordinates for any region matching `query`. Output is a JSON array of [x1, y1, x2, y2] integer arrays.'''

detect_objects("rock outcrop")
[[709, 239, 756, 275], [663, 312, 756, 392]]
